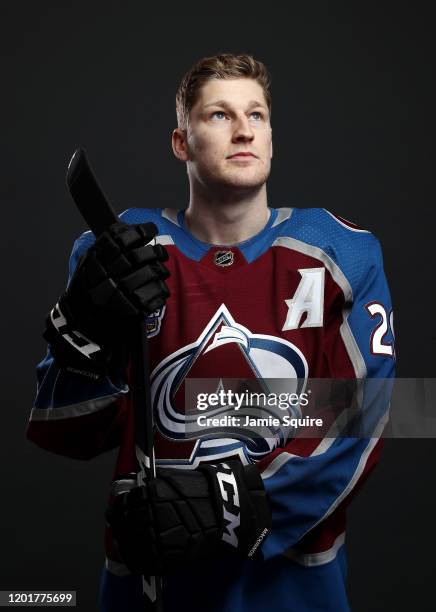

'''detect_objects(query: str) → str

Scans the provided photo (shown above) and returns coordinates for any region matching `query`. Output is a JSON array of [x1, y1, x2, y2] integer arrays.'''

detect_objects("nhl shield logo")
[[214, 251, 234, 267]]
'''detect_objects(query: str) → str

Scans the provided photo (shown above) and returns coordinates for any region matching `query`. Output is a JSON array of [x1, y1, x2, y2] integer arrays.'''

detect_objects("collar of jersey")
[[176, 207, 278, 256]]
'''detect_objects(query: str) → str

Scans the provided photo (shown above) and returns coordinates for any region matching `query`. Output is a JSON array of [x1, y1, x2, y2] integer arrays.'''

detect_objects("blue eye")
[[250, 112, 263, 120], [212, 111, 226, 120]]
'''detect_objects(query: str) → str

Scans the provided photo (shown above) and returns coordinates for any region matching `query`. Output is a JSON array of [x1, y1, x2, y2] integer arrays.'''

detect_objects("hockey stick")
[[66, 148, 163, 611]]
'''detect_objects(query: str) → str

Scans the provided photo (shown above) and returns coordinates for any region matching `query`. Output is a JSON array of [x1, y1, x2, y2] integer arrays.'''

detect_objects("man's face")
[[177, 78, 272, 191]]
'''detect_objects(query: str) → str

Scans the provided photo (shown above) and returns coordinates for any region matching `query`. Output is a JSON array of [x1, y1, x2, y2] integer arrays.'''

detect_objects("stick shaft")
[[66, 148, 163, 610]]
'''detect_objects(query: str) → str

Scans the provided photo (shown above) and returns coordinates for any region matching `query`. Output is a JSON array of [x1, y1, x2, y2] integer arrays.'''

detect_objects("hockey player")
[[27, 54, 395, 611]]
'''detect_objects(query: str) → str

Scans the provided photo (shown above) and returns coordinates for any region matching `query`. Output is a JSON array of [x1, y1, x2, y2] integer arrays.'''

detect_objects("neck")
[[184, 182, 270, 245]]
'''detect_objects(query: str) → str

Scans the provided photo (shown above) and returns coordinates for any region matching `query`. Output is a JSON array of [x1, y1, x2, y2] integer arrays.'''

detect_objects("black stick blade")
[[66, 148, 118, 237]]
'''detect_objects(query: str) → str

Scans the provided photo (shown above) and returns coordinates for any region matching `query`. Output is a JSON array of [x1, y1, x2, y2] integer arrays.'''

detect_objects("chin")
[[225, 172, 269, 189], [197, 166, 270, 192]]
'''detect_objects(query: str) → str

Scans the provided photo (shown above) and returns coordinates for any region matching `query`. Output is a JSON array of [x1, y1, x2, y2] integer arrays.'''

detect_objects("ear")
[[172, 128, 189, 162]]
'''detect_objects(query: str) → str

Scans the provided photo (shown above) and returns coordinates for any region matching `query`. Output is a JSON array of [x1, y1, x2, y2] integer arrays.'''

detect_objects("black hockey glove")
[[105, 461, 271, 576], [43, 221, 170, 378]]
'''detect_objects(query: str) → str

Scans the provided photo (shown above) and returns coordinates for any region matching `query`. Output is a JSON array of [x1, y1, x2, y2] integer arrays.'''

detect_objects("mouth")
[[227, 153, 257, 159]]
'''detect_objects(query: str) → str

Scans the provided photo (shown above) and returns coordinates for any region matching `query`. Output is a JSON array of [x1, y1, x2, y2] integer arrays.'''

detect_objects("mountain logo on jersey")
[[150, 304, 308, 464], [214, 251, 234, 267]]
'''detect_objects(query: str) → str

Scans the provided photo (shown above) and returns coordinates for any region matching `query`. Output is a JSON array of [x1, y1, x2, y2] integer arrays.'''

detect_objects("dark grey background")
[[1, 2, 434, 610]]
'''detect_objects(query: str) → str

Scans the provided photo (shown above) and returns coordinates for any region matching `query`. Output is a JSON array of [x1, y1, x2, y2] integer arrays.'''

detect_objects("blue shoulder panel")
[[274, 208, 374, 295]]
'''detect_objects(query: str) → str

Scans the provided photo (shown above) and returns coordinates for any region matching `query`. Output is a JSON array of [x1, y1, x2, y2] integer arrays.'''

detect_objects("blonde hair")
[[176, 53, 272, 129]]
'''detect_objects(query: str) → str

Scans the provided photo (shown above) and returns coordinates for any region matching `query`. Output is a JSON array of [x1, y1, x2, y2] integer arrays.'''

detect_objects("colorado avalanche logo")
[[151, 304, 308, 466]]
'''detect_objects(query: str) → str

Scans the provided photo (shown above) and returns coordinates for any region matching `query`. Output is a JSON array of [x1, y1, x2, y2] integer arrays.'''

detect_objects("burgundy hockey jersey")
[[28, 206, 395, 612]]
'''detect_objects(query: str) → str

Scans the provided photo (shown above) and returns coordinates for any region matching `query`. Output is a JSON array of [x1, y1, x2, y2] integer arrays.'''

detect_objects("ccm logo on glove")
[[216, 463, 241, 548], [106, 460, 272, 576]]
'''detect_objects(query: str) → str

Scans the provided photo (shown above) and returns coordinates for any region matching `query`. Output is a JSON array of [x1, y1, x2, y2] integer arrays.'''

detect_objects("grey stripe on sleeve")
[[29, 390, 128, 421]]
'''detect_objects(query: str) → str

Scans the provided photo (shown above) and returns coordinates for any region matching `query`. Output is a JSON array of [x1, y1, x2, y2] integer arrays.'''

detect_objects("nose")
[[232, 114, 255, 142]]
